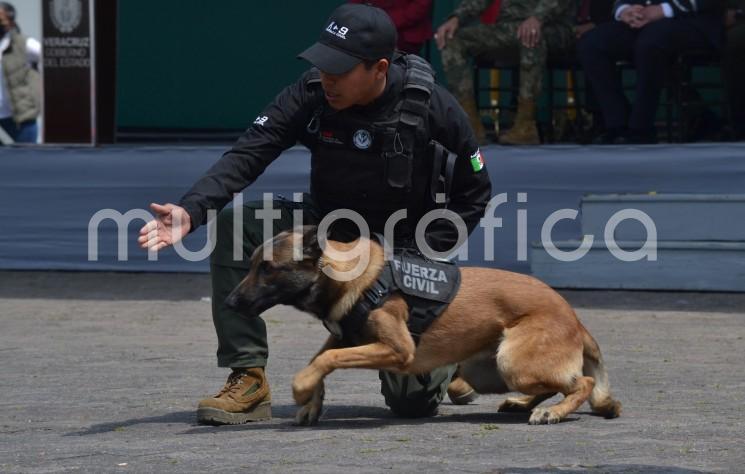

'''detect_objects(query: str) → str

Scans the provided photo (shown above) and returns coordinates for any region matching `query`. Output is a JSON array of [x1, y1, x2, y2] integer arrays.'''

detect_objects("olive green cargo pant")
[[209, 196, 454, 417]]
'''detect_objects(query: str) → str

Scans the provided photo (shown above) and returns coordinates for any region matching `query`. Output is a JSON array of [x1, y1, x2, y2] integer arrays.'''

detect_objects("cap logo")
[[325, 21, 349, 39]]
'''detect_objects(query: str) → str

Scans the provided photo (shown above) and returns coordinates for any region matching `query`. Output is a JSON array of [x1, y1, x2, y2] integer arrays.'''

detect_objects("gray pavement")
[[1, 271, 744, 473]]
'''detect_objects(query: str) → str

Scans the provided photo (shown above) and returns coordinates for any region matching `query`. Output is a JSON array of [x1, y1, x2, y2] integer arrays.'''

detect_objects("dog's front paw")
[[292, 366, 323, 406], [294, 383, 325, 426], [528, 407, 561, 425]]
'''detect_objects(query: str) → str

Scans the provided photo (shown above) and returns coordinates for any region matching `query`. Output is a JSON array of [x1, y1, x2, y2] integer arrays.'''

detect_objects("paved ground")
[[1, 271, 744, 473]]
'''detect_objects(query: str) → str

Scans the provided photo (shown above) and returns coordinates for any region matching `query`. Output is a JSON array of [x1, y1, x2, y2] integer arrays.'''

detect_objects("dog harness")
[[323, 248, 461, 345]]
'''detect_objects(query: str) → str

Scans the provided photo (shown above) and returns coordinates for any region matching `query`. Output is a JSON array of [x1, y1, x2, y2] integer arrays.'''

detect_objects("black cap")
[[298, 3, 397, 75]]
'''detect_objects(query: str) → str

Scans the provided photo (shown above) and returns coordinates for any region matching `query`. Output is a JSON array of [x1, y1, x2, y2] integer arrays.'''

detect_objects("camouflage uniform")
[[442, 0, 576, 101]]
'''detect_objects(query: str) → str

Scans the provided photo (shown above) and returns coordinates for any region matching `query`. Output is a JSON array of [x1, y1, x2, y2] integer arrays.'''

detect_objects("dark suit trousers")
[[577, 19, 713, 131]]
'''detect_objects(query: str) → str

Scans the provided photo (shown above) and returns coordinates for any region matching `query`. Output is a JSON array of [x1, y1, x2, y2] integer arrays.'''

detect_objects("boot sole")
[[197, 401, 272, 425], [449, 389, 480, 405]]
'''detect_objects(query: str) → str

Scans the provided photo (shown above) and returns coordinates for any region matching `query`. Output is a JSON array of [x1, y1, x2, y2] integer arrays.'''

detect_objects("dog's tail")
[[581, 325, 622, 419]]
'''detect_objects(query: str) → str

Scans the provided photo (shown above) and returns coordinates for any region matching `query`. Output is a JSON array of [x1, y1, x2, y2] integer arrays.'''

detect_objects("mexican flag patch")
[[470, 149, 485, 172]]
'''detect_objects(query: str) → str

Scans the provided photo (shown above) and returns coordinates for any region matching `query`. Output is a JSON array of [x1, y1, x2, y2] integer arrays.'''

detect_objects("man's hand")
[[138, 203, 191, 252], [619, 5, 644, 26], [517, 16, 542, 48], [575, 22, 596, 38], [630, 5, 665, 28], [435, 16, 459, 50]]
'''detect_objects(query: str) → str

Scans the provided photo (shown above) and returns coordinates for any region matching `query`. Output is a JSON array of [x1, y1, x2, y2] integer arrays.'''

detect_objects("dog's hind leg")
[[527, 376, 595, 425], [498, 393, 557, 413], [580, 325, 623, 419]]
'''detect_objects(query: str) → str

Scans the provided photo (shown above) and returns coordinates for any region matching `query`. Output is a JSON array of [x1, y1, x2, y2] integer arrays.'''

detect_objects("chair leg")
[[546, 68, 555, 143], [571, 67, 583, 140]]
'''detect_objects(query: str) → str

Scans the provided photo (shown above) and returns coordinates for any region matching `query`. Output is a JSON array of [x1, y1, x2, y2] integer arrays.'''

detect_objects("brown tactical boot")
[[447, 369, 479, 405], [197, 367, 271, 425], [458, 95, 488, 145], [499, 98, 540, 145]]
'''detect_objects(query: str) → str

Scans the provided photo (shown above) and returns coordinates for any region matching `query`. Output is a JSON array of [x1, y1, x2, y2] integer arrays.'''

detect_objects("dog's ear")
[[301, 225, 322, 260]]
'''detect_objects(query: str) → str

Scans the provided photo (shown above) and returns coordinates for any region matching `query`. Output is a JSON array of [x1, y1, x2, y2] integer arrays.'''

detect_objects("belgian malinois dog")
[[226, 226, 622, 426]]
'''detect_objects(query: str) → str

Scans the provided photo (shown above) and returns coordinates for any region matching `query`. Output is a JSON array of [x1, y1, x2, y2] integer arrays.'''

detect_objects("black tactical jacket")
[[179, 60, 492, 252]]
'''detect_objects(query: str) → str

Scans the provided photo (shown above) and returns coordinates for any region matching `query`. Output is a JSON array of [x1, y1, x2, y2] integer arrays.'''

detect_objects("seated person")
[[575, 0, 615, 38], [724, 0, 745, 139], [435, 0, 576, 145], [577, 0, 724, 144], [349, 0, 433, 55]]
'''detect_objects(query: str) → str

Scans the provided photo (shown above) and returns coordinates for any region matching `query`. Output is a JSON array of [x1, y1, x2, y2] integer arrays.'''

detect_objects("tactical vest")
[[303, 55, 455, 240], [1, 31, 41, 124], [324, 246, 461, 346]]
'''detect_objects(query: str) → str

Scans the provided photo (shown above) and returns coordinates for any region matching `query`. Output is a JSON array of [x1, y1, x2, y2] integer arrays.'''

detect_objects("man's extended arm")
[[179, 74, 318, 231]]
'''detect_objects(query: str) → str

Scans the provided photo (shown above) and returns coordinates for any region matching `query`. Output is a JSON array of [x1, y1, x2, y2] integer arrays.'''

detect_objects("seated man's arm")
[[613, 0, 641, 20], [534, 0, 575, 24], [663, 0, 722, 16], [178, 73, 320, 231], [424, 85, 492, 253], [452, 0, 493, 23]]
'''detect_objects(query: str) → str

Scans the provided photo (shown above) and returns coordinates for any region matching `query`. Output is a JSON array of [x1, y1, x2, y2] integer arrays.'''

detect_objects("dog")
[[225, 226, 622, 426]]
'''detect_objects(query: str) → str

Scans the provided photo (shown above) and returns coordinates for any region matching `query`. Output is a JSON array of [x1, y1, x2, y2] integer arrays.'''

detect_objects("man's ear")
[[301, 225, 322, 260], [375, 58, 389, 79]]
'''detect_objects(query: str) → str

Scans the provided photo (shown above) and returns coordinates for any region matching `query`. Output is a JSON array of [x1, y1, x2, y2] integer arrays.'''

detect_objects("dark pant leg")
[[723, 23, 745, 135], [441, 22, 524, 100], [211, 198, 317, 368], [379, 365, 456, 418], [577, 21, 637, 130], [629, 18, 713, 131]]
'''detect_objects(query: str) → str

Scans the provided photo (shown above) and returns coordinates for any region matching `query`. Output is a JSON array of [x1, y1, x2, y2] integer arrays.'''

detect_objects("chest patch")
[[352, 129, 373, 149], [320, 130, 344, 145]]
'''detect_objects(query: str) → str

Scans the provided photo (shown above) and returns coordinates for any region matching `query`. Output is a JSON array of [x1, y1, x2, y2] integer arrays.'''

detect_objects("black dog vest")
[[324, 249, 461, 345]]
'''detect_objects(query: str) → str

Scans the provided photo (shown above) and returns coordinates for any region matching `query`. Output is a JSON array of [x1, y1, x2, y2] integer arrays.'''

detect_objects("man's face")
[[319, 60, 388, 111], [0, 9, 12, 33]]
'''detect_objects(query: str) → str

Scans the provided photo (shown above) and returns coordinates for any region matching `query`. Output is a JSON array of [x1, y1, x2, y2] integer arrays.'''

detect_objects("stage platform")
[[1, 143, 743, 282]]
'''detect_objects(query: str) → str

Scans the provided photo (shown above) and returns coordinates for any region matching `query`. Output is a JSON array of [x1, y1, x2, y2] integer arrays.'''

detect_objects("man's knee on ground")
[[378, 369, 453, 418], [384, 392, 441, 418]]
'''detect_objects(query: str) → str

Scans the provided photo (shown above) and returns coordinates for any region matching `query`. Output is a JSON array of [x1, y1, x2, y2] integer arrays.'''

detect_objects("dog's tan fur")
[[229, 228, 622, 425]]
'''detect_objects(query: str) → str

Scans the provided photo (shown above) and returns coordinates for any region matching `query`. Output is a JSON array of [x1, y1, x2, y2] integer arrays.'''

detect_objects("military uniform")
[[442, 0, 576, 103]]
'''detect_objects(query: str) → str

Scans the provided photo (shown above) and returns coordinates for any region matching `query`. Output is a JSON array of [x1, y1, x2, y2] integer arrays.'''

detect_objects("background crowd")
[[361, 0, 745, 145], [1, 0, 743, 145]]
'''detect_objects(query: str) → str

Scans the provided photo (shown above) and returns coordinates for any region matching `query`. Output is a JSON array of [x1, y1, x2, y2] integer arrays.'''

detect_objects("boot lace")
[[215, 369, 252, 397]]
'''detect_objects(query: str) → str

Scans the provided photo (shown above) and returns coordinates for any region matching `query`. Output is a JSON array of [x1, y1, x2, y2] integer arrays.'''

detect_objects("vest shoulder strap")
[[305, 67, 322, 89], [398, 54, 435, 129]]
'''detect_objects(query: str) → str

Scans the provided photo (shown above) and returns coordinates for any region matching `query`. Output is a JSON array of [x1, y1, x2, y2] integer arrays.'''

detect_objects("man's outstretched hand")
[[138, 203, 192, 252]]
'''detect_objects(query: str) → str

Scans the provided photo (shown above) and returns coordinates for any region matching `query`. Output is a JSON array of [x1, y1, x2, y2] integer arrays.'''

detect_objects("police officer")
[[435, 0, 576, 145], [139, 4, 491, 425]]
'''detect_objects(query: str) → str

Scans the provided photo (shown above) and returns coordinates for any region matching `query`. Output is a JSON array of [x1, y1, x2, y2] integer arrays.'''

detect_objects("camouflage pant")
[[441, 22, 574, 101]]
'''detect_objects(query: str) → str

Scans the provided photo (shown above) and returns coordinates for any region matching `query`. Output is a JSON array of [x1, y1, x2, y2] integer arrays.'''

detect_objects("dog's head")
[[225, 226, 323, 318]]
